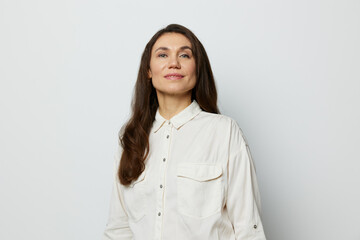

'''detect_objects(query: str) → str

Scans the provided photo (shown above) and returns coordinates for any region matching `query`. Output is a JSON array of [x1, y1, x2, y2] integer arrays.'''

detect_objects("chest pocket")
[[123, 170, 147, 222], [177, 164, 223, 218]]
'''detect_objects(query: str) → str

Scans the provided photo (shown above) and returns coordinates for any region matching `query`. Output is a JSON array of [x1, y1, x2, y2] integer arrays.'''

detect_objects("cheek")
[[150, 61, 164, 76], [187, 61, 196, 77]]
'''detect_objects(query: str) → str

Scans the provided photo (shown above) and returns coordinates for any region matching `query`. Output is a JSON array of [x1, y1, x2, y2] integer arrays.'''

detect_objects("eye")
[[158, 53, 167, 58], [180, 54, 190, 58]]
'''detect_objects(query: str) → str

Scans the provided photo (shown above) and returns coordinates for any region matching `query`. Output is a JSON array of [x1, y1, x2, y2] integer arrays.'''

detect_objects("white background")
[[1, 0, 359, 239]]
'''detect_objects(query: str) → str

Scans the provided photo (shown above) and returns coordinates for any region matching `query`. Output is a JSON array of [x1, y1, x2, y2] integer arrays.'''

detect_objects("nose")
[[168, 55, 181, 69]]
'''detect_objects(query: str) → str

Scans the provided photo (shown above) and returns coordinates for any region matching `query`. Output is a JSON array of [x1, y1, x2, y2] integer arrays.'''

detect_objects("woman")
[[103, 24, 266, 240]]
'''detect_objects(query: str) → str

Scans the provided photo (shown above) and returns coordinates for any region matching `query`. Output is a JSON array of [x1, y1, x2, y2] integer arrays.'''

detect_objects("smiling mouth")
[[164, 74, 184, 80]]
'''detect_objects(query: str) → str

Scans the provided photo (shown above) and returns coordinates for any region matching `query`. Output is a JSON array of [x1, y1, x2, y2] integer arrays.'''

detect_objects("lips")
[[164, 73, 184, 80]]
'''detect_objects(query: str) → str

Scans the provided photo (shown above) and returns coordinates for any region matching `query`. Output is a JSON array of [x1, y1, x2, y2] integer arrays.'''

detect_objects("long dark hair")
[[118, 24, 220, 186]]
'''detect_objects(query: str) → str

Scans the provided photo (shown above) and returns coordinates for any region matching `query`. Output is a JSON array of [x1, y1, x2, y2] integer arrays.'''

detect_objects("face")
[[148, 33, 196, 99]]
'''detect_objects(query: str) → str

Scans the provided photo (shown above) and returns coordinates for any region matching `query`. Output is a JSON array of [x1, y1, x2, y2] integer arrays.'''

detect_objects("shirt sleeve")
[[226, 119, 266, 240], [102, 140, 133, 240]]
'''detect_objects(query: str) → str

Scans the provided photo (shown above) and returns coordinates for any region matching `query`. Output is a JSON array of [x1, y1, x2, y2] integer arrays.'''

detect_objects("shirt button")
[[166, 135, 169, 139], [254, 225, 257, 229], [163, 158, 166, 162], [160, 184, 163, 188], [168, 121, 170, 125], [158, 212, 161, 216]]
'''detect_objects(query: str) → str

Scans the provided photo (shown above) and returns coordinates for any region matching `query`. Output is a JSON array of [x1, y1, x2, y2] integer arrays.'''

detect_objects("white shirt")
[[103, 100, 266, 240]]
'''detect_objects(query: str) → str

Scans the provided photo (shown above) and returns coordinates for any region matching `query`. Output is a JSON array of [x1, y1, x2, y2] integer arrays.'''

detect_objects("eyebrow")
[[154, 46, 193, 53]]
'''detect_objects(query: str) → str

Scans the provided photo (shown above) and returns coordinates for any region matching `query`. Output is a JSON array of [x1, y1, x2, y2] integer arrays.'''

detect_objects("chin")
[[157, 87, 192, 96]]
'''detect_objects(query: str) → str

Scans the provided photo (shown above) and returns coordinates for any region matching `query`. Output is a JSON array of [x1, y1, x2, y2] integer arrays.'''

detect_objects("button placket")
[[165, 121, 171, 140], [154, 121, 172, 239]]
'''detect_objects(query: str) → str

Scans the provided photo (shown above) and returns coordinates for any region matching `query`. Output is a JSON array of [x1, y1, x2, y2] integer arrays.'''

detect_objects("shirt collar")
[[152, 100, 202, 133]]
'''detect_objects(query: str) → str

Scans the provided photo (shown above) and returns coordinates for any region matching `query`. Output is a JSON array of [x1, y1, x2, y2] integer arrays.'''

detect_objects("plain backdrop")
[[1, 0, 359, 239]]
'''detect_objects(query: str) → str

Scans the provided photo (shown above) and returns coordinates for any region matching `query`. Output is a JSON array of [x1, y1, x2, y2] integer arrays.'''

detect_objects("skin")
[[148, 33, 197, 120]]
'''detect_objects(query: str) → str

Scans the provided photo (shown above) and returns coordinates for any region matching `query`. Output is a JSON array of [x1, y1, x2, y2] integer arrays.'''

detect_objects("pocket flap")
[[177, 164, 222, 182]]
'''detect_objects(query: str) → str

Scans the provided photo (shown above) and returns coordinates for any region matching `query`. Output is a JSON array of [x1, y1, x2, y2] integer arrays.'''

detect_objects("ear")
[[147, 69, 152, 79]]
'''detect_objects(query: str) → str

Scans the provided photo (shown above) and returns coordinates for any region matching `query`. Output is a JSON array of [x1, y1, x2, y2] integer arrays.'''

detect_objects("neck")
[[157, 92, 192, 120]]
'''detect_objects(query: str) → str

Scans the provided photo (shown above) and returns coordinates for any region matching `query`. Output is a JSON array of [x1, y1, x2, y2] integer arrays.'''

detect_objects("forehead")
[[152, 33, 192, 50]]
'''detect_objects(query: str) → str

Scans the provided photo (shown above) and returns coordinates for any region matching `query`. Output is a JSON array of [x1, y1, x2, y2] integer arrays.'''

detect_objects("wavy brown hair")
[[118, 24, 220, 186]]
